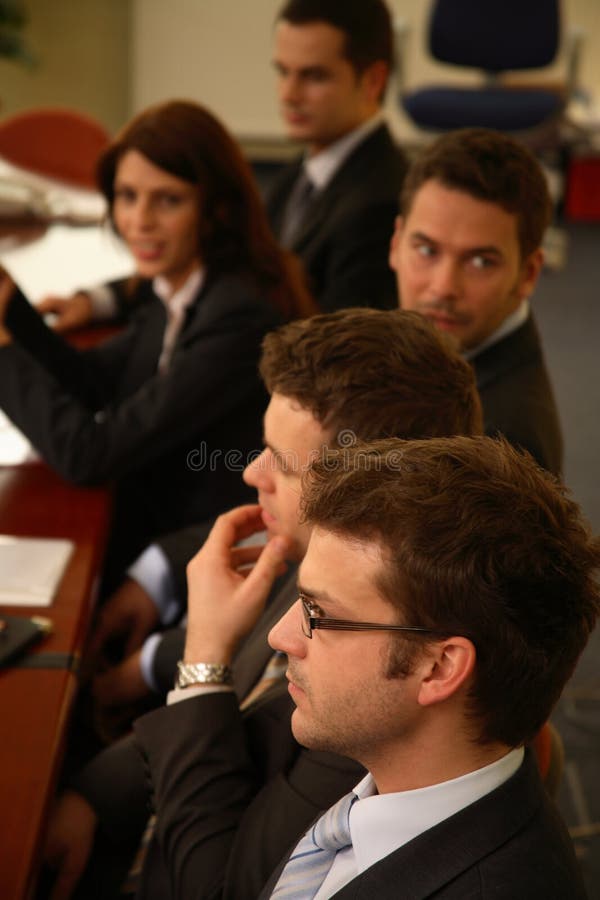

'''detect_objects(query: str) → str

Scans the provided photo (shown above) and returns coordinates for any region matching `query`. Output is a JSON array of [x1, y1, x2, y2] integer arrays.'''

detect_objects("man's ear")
[[360, 60, 389, 106], [388, 215, 404, 271], [417, 637, 475, 707], [518, 247, 544, 300]]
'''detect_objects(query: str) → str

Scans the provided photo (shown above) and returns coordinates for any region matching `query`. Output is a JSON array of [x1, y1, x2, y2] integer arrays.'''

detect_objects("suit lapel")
[[232, 567, 299, 700], [330, 752, 544, 899], [472, 315, 542, 391], [271, 125, 394, 254], [115, 290, 166, 398]]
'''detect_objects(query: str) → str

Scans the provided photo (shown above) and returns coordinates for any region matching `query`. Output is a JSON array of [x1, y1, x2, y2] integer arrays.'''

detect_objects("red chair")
[[533, 721, 564, 797], [0, 107, 110, 190]]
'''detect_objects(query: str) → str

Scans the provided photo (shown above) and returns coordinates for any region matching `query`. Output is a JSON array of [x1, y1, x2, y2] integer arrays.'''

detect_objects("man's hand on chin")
[[184, 504, 290, 664]]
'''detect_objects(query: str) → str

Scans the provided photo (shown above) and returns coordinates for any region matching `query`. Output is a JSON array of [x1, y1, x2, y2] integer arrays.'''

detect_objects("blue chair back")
[[429, 0, 560, 73]]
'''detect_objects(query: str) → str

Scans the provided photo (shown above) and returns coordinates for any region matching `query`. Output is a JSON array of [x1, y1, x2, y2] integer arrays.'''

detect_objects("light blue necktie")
[[270, 791, 357, 899]]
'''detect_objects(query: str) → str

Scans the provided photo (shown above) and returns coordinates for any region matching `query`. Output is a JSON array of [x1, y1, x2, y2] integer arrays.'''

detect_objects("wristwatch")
[[176, 660, 234, 688]]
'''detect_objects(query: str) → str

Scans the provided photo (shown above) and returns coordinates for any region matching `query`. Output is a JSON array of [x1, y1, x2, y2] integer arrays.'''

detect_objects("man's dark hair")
[[400, 128, 553, 260], [278, 0, 394, 82], [260, 308, 483, 442], [302, 436, 600, 747]]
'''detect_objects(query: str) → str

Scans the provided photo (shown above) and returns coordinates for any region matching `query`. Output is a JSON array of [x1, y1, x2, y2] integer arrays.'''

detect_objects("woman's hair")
[[97, 99, 314, 318]]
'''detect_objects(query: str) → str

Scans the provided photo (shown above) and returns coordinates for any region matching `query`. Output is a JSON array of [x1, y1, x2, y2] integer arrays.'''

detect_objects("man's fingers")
[[87, 612, 118, 659], [206, 505, 265, 551], [242, 537, 290, 599], [93, 653, 148, 708], [124, 626, 148, 658], [230, 544, 266, 567], [49, 863, 80, 900], [36, 297, 61, 313]]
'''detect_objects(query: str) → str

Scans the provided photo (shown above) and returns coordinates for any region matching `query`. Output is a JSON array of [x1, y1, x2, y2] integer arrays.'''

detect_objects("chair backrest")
[[429, 0, 560, 74], [0, 107, 110, 190]]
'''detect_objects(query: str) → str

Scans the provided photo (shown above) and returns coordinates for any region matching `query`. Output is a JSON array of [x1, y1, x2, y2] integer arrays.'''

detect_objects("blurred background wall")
[[0, 0, 598, 141]]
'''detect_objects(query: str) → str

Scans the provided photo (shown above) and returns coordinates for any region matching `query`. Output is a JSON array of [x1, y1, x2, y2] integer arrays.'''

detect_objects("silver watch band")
[[176, 660, 234, 688]]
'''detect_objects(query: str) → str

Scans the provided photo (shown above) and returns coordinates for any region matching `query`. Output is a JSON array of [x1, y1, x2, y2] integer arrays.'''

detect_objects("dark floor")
[[534, 221, 600, 898]]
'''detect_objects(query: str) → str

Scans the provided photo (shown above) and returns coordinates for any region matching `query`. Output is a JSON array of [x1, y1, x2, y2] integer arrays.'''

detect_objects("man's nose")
[[268, 599, 306, 657], [279, 73, 302, 105], [243, 448, 273, 491], [429, 258, 462, 302]]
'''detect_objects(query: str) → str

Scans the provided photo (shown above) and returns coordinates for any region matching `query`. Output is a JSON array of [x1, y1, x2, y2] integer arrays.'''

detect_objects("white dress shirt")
[[303, 114, 385, 192], [153, 267, 204, 372], [315, 747, 524, 899], [87, 266, 205, 369]]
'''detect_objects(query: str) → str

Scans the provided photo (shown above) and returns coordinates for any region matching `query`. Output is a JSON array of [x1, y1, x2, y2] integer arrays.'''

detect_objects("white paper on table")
[[0, 535, 74, 606], [0, 221, 134, 303]]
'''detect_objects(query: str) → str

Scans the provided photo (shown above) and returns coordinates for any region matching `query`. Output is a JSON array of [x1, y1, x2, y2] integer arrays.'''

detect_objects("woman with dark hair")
[[0, 99, 314, 580]]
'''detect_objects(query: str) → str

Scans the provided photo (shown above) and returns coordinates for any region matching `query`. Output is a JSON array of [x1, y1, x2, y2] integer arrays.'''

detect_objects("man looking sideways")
[[391, 127, 563, 474]]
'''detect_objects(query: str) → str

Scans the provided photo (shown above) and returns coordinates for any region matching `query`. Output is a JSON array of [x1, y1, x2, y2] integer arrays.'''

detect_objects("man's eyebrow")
[[297, 579, 338, 607], [410, 230, 437, 243], [272, 59, 331, 77], [410, 230, 504, 258]]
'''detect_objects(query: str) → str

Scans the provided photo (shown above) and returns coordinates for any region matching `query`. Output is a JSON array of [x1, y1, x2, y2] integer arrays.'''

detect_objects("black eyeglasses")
[[300, 596, 450, 640]]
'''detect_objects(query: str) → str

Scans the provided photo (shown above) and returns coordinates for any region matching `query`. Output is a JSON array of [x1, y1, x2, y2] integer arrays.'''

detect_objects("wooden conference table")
[[0, 462, 111, 900]]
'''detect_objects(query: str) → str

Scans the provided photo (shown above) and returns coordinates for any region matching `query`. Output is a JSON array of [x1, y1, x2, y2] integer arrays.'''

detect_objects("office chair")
[[0, 107, 110, 190], [398, 0, 582, 137], [533, 721, 565, 798]]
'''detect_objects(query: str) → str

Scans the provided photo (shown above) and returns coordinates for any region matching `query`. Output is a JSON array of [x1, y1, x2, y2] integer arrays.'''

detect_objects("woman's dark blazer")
[[0, 273, 281, 572]]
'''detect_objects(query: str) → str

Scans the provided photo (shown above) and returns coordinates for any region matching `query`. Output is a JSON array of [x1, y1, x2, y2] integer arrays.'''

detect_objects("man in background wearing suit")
[[265, 0, 408, 311], [390, 127, 563, 474], [258, 437, 598, 897], [44, 308, 482, 898]]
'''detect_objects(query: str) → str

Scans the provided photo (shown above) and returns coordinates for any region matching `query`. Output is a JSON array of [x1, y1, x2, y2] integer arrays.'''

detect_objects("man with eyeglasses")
[[261, 437, 597, 898]]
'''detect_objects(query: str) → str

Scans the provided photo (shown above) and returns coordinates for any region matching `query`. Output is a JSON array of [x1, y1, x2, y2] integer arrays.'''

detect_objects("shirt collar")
[[153, 266, 205, 317], [349, 747, 524, 876], [303, 114, 384, 191], [463, 300, 530, 361]]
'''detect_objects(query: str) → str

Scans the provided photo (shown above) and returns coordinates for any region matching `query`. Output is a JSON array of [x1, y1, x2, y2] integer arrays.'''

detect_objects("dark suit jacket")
[[259, 751, 586, 900], [473, 314, 563, 475], [71, 569, 364, 899], [266, 123, 408, 312], [132, 568, 365, 900], [73, 573, 584, 900], [0, 275, 279, 576]]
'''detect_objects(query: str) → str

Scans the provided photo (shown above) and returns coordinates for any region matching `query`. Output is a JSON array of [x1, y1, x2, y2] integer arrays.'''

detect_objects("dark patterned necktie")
[[279, 170, 315, 246]]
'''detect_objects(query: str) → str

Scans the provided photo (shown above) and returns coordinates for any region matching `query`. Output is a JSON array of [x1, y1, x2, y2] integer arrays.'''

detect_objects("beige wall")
[[1, 1, 598, 143], [0, 0, 131, 135], [130, 0, 600, 143]]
